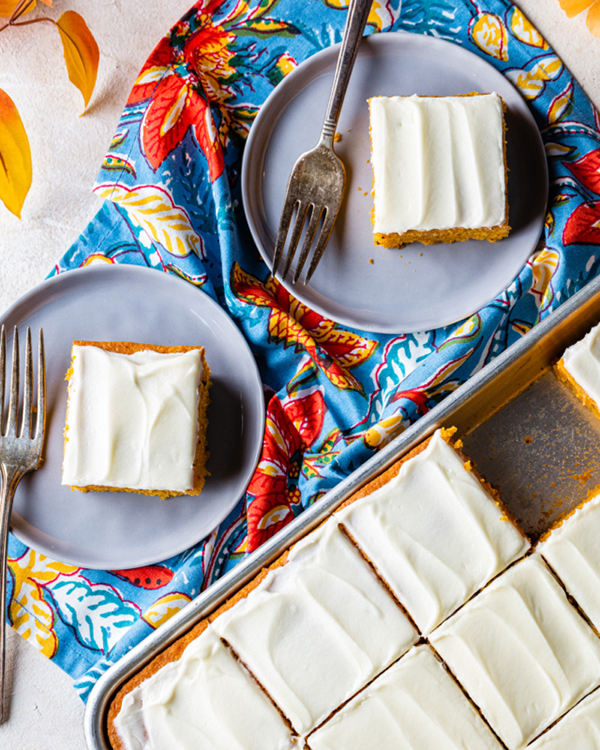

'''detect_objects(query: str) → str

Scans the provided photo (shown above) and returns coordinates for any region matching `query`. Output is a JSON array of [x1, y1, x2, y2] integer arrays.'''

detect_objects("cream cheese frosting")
[[540, 491, 600, 631], [308, 645, 503, 750], [114, 625, 299, 750], [335, 429, 529, 634], [430, 555, 600, 750], [62, 346, 203, 492], [212, 517, 418, 736], [561, 321, 600, 409], [369, 93, 506, 234], [529, 689, 600, 749]]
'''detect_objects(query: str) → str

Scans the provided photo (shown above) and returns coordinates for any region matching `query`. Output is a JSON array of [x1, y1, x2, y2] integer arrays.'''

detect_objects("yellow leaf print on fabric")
[[530, 248, 559, 311], [94, 183, 204, 258], [548, 80, 574, 124], [319, 0, 397, 30], [469, 14, 509, 61], [8, 550, 79, 658], [509, 8, 548, 49], [505, 56, 563, 100], [142, 593, 192, 629], [364, 414, 405, 449]]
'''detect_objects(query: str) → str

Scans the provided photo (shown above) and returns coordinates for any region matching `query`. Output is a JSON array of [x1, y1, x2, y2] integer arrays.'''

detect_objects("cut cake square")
[[430, 555, 600, 750], [211, 516, 418, 736], [307, 644, 503, 750], [112, 625, 299, 750], [555, 320, 600, 420], [538, 488, 600, 632], [369, 92, 510, 249], [528, 688, 600, 749], [334, 428, 530, 634], [62, 341, 210, 498]]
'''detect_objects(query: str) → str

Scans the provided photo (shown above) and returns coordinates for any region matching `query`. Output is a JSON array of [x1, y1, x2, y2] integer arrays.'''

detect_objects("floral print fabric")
[[5, 0, 600, 700]]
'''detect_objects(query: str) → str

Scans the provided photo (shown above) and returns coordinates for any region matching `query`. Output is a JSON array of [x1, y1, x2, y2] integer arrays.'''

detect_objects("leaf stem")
[[0, 0, 50, 33], [9, 0, 34, 22], [11, 16, 56, 27]]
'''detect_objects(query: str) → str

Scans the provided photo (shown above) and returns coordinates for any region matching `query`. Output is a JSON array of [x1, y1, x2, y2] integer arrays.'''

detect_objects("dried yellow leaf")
[[0, 0, 36, 18], [0, 89, 32, 219], [56, 10, 99, 111], [587, 1, 600, 35], [559, 0, 594, 16]]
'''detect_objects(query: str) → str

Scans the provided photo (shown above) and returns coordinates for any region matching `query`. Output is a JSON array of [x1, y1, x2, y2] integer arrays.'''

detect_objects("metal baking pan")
[[84, 271, 600, 750]]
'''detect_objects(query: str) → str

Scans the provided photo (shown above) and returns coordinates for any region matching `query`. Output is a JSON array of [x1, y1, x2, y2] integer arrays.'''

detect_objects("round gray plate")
[[243, 31, 548, 333], [2, 264, 264, 569]]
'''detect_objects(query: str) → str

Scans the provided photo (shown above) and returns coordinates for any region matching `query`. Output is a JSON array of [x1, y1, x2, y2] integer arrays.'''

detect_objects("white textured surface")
[[0, 2, 598, 750]]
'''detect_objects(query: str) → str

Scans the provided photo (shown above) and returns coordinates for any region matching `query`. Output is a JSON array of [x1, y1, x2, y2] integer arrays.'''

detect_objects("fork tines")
[[0, 326, 45, 444], [273, 199, 336, 285]]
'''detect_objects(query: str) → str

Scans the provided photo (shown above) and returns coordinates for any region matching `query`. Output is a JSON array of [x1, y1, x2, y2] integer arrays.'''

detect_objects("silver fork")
[[0, 326, 45, 723], [271, 0, 373, 285]]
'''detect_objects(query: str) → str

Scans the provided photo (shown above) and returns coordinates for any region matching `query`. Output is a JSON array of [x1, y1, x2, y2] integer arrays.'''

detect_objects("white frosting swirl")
[[369, 93, 506, 234], [114, 626, 299, 750], [335, 430, 529, 634], [213, 518, 417, 735], [62, 346, 203, 492], [431, 555, 600, 749], [529, 688, 600, 749], [540, 490, 600, 632], [562, 322, 600, 409], [309, 645, 503, 750]]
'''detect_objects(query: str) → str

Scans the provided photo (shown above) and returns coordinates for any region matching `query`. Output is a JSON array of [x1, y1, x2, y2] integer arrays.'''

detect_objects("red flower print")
[[563, 201, 600, 245], [564, 149, 600, 195], [246, 392, 325, 552]]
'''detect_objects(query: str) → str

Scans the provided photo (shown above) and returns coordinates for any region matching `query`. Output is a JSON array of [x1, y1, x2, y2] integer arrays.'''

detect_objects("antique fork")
[[271, 0, 373, 285], [0, 326, 45, 723]]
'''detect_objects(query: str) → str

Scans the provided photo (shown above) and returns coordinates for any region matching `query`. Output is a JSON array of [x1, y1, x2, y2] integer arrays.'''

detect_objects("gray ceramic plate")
[[1, 264, 264, 569], [242, 31, 548, 333]]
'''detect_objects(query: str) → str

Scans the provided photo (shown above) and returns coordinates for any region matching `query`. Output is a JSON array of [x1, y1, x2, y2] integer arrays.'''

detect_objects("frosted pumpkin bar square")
[[555, 320, 600, 420], [528, 688, 600, 749], [112, 625, 300, 750], [538, 489, 600, 632], [307, 645, 503, 750], [430, 555, 600, 750], [211, 517, 418, 736], [369, 93, 510, 248], [334, 428, 529, 634], [62, 341, 210, 498]]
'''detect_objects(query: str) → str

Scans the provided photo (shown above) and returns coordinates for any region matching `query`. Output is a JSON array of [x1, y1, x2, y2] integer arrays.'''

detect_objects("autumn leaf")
[[0, 0, 38, 17], [56, 10, 99, 111], [559, 0, 594, 16], [0, 89, 32, 219]]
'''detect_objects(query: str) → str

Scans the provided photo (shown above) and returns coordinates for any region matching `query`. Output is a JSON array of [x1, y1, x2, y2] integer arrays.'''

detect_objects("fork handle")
[[0, 463, 22, 724], [321, 0, 373, 144]]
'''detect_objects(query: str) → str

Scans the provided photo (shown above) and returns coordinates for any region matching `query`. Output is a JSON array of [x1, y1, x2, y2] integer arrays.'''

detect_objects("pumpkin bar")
[[430, 555, 600, 749], [555, 320, 600, 420], [307, 645, 503, 750], [62, 341, 210, 498], [539, 488, 600, 632], [334, 428, 530, 634], [369, 93, 510, 249]]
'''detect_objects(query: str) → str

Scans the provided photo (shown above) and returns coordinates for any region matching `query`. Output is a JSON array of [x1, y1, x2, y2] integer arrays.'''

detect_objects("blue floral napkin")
[[6, 0, 600, 700]]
